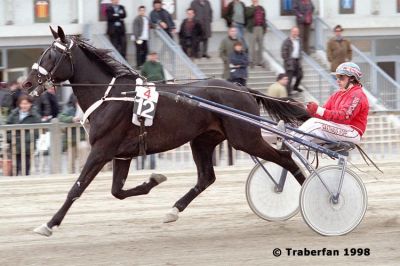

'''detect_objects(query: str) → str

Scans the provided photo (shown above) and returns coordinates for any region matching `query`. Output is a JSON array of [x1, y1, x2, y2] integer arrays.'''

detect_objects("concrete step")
[[248, 76, 276, 83]]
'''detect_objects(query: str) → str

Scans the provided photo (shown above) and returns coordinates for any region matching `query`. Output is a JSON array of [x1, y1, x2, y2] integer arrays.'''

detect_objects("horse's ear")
[[50, 26, 58, 39], [57, 26, 66, 43]]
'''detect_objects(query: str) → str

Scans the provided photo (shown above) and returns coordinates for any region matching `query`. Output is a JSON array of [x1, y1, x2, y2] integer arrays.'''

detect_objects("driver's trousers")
[[292, 118, 361, 147]]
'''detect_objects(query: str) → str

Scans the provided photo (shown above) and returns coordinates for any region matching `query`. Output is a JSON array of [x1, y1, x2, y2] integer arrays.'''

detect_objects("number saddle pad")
[[132, 78, 159, 127]]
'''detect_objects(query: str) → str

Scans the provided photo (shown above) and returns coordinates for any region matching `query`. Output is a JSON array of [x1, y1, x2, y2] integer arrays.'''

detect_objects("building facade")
[[0, 0, 400, 82]]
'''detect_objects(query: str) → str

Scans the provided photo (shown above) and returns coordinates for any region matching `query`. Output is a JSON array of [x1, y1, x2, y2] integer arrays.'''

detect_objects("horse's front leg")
[[34, 148, 110, 237], [110, 158, 167, 200]]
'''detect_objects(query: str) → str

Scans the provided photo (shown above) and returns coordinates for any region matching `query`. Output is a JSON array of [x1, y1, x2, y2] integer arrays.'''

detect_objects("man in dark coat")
[[190, 0, 213, 58], [281, 26, 303, 96], [179, 8, 203, 58], [150, 0, 176, 38], [293, 0, 314, 54], [106, 0, 127, 58], [228, 41, 249, 86]]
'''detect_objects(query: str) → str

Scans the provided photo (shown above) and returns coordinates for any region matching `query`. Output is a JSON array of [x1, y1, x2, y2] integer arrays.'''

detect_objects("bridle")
[[30, 38, 75, 95]]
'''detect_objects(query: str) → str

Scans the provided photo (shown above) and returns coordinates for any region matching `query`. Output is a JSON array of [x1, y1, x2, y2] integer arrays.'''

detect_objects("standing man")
[[293, 0, 314, 54], [179, 8, 203, 59], [327, 25, 352, 73], [133, 5, 150, 69], [219, 27, 246, 80], [150, 0, 176, 38], [246, 0, 267, 68], [106, 0, 127, 58], [281, 26, 303, 95], [223, 0, 247, 42], [190, 0, 213, 58]]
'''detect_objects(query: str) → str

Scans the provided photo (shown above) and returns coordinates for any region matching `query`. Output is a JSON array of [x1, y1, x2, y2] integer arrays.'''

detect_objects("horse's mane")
[[71, 36, 142, 80]]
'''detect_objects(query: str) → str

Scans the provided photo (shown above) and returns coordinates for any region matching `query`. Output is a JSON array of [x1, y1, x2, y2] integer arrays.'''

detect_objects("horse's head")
[[23, 26, 75, 97]]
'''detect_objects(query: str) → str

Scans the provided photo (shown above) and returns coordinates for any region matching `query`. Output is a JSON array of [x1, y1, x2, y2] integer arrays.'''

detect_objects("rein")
[[52, 82, 302, 106]]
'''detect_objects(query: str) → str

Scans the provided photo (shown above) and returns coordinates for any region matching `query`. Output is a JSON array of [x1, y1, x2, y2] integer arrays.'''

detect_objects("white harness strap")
[[80, 77, 137, 134], [32, 63, 49, 75]]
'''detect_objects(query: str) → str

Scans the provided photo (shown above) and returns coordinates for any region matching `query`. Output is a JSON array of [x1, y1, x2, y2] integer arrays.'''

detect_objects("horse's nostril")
[[23, 81, 33, 89]]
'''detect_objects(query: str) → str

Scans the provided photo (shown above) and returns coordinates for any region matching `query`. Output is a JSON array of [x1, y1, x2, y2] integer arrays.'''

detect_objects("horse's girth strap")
[[138, 117, 147, 157]]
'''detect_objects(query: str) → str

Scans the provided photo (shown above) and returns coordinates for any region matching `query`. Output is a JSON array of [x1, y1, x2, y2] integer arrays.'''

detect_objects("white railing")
[[266, 21, 338, 103], [314, 17, 400, 110], [150, 28, 207, 80], [1, 111, 399, 176]]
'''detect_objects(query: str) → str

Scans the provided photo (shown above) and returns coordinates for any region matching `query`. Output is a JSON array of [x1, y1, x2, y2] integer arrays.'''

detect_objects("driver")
[[296, 62, 369, 145]]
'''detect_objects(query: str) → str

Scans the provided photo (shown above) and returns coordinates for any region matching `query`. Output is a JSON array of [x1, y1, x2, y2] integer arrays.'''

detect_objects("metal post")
[[315, 18, 323, 51], [49, 118, 62, 174]]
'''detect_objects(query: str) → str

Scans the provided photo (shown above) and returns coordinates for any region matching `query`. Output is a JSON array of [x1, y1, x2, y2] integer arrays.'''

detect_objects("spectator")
[[141, 52, 166, 83], [6, 94, 41, 175], [293, 0, 314, 54], [190, 0, 213, 58], [246, 0, 267, 68], [327, 25, 352, 73], [150, 0, 176, 38], [228, 41, 249, 86], [106, 0, 127, 58], [281, 26, 303, 96], [58, 94, 88, 172], [219, 27, 246, 80], [267, 73, 289, 98], [0, 81, 7, 106], [223, 0, 247, 42], [1, 79, 23, 116], [179, 8, 203, 59], [0, 81, 10, 122], [132, 5, 150, 69], [34, 85, 59, 122]]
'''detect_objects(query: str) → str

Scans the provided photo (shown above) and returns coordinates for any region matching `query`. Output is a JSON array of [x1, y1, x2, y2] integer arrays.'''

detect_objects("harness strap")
[[81, 77, 117, 124], [138, 117, 147, 157], [32, 63, 49, 75], [355, 144, 383, 173], [80, 77, 139, 134]]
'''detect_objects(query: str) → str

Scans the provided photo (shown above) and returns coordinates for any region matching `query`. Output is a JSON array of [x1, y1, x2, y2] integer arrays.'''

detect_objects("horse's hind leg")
[[111, 159, 167, 200], [164, 131, 224, 223]]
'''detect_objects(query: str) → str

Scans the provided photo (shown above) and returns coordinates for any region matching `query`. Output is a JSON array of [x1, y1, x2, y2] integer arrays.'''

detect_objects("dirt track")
[[0, 164, 399, 266]]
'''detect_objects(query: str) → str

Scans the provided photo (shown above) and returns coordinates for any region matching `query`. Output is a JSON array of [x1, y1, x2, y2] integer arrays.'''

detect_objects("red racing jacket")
[[313, 84, 369, 135]]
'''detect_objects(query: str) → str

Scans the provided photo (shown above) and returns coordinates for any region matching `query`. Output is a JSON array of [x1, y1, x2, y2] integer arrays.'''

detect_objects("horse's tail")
[[247, 88, 311, 124]]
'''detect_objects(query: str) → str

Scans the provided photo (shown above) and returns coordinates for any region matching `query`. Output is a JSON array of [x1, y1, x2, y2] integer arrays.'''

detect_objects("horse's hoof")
[[150, 173, 167, 184], [33, 223, 53, 237], [163, 207, 179, 223]]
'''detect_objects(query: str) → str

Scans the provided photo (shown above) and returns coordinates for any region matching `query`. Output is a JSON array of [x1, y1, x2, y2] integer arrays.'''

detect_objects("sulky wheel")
[[300, 165, 367, 236], [246, 160, 302, 221]]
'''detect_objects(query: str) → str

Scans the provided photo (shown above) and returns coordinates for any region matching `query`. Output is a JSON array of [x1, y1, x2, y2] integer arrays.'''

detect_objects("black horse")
[[23, 27, 310, 236]]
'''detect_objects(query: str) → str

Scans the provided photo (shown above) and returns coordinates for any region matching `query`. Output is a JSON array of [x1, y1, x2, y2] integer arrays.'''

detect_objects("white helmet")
[[332, 62, 363, 81]]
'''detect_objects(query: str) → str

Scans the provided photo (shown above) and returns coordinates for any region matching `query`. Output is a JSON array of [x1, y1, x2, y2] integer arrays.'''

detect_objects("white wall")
[[0, 0, 399, 44]]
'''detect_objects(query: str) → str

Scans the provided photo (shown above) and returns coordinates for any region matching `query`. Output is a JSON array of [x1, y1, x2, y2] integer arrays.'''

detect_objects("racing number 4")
[[144, 89, 151, 99]]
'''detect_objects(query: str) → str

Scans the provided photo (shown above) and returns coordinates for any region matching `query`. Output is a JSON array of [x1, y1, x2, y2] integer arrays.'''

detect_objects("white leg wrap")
[[33, 223, 53, 237], [163, 207, 179, 223]]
